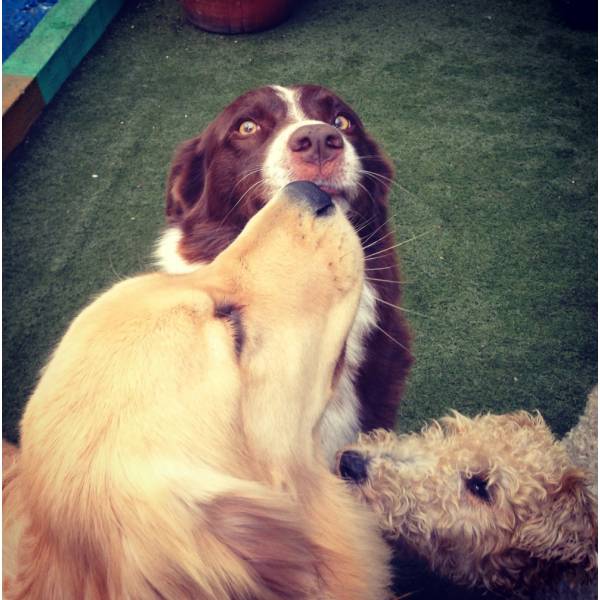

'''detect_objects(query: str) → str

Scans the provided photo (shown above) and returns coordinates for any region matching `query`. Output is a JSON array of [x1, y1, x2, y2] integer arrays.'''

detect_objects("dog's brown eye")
[[333, 115, 351, 130], [465, 476, 491, 502], [238, 120, 260, 136]]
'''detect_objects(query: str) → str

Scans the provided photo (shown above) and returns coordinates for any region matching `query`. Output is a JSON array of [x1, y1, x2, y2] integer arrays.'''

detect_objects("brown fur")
[[3, 185, 391, 599], [338, 411, 597, 597]]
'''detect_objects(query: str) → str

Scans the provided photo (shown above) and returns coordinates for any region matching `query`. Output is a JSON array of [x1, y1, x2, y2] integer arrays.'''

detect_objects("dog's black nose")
[[283, 181, 335, 217], [338, 450, 368, 483]]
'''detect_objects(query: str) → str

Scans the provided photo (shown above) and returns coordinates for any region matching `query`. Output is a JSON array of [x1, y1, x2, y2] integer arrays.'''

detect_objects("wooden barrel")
[[180, 0, 295, 34]]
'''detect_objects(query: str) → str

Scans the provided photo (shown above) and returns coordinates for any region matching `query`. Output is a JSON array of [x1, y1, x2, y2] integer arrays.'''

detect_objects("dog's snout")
[[338, 450, 368, 483], [283, 181, 335, 217], [288, 124, 343, 165]]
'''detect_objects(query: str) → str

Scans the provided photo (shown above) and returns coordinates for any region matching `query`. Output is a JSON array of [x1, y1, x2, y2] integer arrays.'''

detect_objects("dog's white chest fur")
[[155, 227, 377, 466]]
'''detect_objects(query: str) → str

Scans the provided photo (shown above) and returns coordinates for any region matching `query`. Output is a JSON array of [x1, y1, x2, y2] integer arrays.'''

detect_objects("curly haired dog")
[[3, 182, 391, 599], [337, 409, 597, 597]]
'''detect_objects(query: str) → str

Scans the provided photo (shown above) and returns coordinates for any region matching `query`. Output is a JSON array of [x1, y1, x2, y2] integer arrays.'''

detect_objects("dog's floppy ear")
[[166, 136, 207, 222], [516, 467, 597, 576]]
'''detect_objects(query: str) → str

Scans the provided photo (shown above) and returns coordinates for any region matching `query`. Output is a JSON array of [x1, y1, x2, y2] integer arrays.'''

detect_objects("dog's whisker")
[[360, 169, 422, 201], [350, 206, 375, 225], [359, 171, 411, 199], [365, 277, 411, 285], [359, 168, 405, 189], [356, 155, 390, 162], [371, 319, 411, 350], [219, 179, 266, 227], [354, 217, 382, 237], [359, 168, 394, 183], [359, 169, 410, 202], [374, 295, 431, 319], [365, 265, 397, 272], [232, 167, 264, 191], [339, 228, 397, 262], [351, 213, 377, 234], [395, 590, 422, 599], [355, 180, 378, 213], [360, 212, 396, 245], [355, 220, 377, 235], [364, 228, 438, 260], [361, 230, 394, 252]]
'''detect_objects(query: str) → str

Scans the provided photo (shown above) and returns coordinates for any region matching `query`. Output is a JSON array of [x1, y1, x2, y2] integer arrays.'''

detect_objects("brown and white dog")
[[3, 183, 392, 599], [156, 84, 413, 464]]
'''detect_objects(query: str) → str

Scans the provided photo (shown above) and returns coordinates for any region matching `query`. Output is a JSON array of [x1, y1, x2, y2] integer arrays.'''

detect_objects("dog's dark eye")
[[215, 304, 245, 356], [333, 115, 351, 130], [237, 120, 260, 136], [465, 476, 491, 502]]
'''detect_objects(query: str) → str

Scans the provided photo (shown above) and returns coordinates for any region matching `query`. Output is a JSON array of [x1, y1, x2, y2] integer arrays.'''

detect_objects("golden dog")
[[3, 182, 391, 599]]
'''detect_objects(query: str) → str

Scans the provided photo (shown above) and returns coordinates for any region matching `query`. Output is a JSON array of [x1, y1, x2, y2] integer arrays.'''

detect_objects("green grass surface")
[[3, 0, 597, 444]]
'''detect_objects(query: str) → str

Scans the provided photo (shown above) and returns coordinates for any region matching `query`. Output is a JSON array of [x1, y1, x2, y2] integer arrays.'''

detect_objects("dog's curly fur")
[[562, 387, 598, 498], [337, 410, 597, 598], [3, 184, 391, 599]]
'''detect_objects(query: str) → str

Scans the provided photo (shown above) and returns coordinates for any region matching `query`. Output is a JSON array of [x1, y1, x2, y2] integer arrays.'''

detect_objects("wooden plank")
[[2, 75, 45, 160], [37, 0, 125, 102], [4, 0, 125, 103], [3, 0, 125, 158], [3, 0, 98, 78]]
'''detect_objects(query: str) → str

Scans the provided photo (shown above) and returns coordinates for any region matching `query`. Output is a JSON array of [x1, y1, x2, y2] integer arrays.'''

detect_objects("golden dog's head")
[[19, 181, 364, 527], [9, 182, 367, 598], [196, 180, 366, 467]]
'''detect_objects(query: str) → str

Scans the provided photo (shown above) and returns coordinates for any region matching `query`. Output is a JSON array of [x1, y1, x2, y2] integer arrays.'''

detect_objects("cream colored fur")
[[562, 386, 598, 497], [3, 186, 391, 599], [338, 409, 597, 596]]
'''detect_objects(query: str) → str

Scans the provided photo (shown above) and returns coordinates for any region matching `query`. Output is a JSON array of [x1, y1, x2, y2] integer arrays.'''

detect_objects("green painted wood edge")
[[3, 0, 125, 103], [3, 0, 97, 77]]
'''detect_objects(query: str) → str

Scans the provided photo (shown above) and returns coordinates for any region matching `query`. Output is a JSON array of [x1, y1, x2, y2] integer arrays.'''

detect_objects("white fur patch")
[[319, 282, 378, 467], [271, 85, 307, 122], [154, 227, 204, 274], [263, 86, 362, 200]]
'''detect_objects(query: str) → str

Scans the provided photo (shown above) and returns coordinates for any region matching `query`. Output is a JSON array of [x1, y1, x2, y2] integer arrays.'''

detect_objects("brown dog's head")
[[159, 84, 393, 268], [336, 413, 598, 595]]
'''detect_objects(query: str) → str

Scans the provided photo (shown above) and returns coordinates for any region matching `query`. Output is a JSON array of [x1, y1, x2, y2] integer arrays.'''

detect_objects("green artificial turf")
[[3, 0, 597, 444]]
